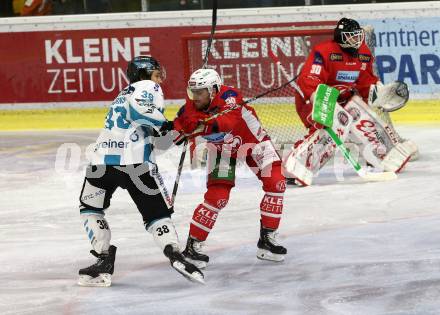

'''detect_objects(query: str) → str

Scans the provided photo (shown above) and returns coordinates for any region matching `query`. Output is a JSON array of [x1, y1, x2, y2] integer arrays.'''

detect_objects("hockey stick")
[[200, 73, 300, 124], [268, 50, 305, 99], [171, 0, 218, 204], [171, 139, 188, 205], [324, 126, 397, 182], [202, 0, 218, 69]]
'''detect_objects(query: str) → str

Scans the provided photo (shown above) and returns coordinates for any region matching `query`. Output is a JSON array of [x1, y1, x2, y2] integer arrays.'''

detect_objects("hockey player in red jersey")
[[170, 68, 287, 268], [284, 17, 417, 186], [295, 18, 377, 129]]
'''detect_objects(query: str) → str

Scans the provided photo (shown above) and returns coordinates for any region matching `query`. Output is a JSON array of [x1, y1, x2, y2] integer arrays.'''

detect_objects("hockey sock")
[[189, 203, 220, 241], [260, 192, 284, 230], [80, 211, 111, 254], [147, 217, 179, 251]]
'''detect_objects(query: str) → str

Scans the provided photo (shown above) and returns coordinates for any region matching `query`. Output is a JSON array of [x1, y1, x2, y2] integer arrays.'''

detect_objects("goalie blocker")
[[284, 84, 411, 186]]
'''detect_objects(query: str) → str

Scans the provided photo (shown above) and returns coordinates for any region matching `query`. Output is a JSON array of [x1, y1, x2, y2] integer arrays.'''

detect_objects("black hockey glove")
[[159, 120, 174, 136]]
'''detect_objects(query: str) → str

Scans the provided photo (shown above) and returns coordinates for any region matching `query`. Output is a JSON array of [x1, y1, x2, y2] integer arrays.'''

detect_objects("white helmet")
[[187, 68, 222, 100]]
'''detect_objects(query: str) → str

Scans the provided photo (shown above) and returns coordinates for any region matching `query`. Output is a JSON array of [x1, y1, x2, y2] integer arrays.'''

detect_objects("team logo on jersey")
[[153, 83, 160, 91], [330, 53, 343, 61], [358, 54, 371, 62], [347, 107, 361, 122], [336, 71, 359, 83], [225, 96, 237, 107], [221, 89, 237, 99], [135, 99, 156, 114], [337, 111, 350, 126], [313, 52, 323, 64]]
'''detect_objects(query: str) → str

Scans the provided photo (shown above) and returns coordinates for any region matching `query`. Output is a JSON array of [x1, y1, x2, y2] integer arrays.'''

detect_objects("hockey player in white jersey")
[[78, 56, 204, 286]]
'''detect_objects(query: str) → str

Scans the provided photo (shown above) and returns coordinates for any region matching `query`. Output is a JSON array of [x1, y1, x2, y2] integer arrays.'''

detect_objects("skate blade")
[[78, 273, 112, 287], [184, 257, 208, 270], [172, 261, 205, 284], [256, 249, 285, 262]]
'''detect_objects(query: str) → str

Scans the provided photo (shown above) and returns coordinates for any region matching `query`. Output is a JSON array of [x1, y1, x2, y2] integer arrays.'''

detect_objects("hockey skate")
[[182, 236, 209, 269], [163, 244, 205, 284], [78, 245, 117, 287], [257, 223, 287, 262]]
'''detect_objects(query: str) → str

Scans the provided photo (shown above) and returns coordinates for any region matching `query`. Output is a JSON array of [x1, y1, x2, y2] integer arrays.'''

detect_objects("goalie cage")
[[181, 23, 336, 168]]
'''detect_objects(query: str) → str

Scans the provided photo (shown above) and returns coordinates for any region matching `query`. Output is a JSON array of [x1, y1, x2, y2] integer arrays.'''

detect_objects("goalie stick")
[[172, 0, 218, 204], [269, 52, 397, 182]]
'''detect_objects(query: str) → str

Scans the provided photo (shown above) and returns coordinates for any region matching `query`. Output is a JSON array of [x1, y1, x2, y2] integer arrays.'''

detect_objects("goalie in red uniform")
[[284, 17, 418, 186], [168, 68, 287, 268]]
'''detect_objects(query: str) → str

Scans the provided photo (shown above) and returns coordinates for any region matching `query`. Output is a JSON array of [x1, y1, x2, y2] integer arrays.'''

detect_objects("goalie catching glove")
[[368, 80, 409, 112]]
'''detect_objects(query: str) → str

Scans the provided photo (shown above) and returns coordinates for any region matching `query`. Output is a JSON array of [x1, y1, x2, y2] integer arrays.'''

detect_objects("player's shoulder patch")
[[358, 54, 371, 62], [313, 52, 324, 65], [329, 53, 343, 61], [220, 89, 238, 100]]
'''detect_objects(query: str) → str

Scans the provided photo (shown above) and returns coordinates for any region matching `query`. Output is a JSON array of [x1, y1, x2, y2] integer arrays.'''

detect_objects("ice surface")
[[0, 126, 439, 315]]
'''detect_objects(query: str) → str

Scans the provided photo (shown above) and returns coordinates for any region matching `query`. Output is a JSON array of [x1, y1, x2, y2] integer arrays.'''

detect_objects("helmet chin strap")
[[209, 86, 219, 102]]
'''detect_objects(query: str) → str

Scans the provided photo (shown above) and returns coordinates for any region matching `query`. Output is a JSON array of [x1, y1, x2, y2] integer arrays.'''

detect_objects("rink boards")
[[0, 100, 438, 131]]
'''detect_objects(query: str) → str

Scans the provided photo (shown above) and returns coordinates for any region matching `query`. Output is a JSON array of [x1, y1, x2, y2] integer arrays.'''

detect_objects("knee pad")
[[261, 162, 286, 193], [81, 212, 111, 254], [204, 184, 232, 210]]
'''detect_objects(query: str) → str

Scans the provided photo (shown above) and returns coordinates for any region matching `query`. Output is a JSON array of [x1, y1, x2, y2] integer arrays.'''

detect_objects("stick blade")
[[360, 170, 398, 182]]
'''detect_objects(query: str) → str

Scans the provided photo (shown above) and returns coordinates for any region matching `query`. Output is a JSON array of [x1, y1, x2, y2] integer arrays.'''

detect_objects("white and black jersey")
[[80, 80, 173, 227], [91, 80, 166, 166]]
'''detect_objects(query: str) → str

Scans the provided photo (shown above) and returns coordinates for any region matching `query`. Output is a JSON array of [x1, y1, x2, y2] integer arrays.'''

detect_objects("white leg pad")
[[401, 139, 419, 161], [282, 129, 337, 186], [81, 213, 111, 254], [148, 218, 179, 251], [283, 150, 314, 186], [381, 142, 412, 173]]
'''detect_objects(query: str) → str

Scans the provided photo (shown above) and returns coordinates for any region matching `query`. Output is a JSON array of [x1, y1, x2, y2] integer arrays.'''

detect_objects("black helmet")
[[126, 56, 161, 83], [334, 18, 364, 55]]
